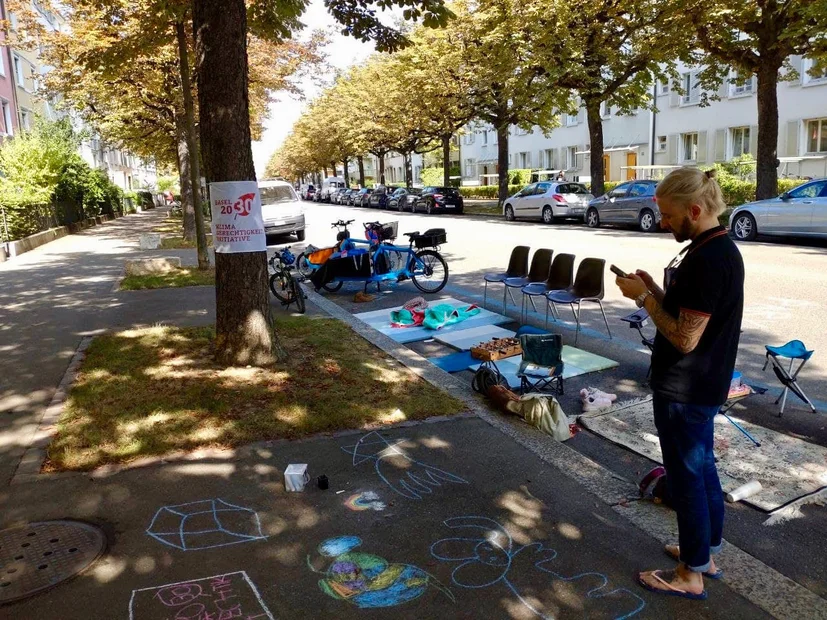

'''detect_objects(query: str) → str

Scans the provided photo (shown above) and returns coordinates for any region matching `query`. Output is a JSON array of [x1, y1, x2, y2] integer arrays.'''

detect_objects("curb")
[[303, 285, 827, 620], [10, 337, 93, 485]]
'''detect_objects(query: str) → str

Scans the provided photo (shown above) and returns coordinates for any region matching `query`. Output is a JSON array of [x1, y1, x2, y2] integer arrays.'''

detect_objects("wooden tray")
[[470, 337, 522, 361]]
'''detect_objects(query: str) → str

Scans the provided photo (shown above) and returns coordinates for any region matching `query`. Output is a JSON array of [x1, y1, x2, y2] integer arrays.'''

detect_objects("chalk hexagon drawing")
[[308, 535, 455, 608], [146, 499, 267, 551], [430, 516, 646, 620], [341, 431, 469, 500]]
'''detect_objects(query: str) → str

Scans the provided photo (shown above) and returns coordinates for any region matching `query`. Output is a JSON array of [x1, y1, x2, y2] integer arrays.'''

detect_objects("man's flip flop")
[[664, 545, 723, 579], [638, 570, 708, 600]]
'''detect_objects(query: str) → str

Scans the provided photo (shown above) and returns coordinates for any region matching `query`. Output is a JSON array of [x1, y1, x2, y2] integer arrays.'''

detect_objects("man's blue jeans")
[[653, 393, 724, 572]]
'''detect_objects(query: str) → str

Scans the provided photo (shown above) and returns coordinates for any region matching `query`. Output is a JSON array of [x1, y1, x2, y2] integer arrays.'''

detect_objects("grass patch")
[[153, 221, 183, 234], [120, 267, 216, 290], [160, 235, 214, 250], [47, 319, 467, 471]]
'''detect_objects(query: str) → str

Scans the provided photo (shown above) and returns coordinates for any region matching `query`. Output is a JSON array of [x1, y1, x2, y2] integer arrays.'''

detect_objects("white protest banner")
[[210, 181, 266, 253]]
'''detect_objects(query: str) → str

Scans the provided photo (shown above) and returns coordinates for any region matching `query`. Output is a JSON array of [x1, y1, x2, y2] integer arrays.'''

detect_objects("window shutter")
[[718, 77, 729, 99], [669, 88, 680, 107], [785, 121, 799, 156], [788, 56, 803, 84], [749, 125, 758, 156], [576, 146, 585, 170], [667, 134, 678, 164], [714, 129, 726, 161], [577, 107, 586, 124], [697, 131, 708, 163], [537, 150, 543, 168]]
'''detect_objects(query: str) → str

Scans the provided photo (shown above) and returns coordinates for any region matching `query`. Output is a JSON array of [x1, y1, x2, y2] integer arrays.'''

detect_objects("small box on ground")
[[139, 233, 162, 249], [284, 463, 310, 492]]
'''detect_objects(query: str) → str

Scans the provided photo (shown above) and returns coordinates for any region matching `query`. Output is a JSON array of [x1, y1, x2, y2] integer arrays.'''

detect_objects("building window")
[[13, 54, 24, 87], [803, 58, 827, 85], [806, 118, 827, 153], [657, 135, 667, 152], [681, 72, 700, 105], [600, 102, 610, 118], [464, 158, 475, 177], [682, 132, 699, 161], [544, 148, 554, 169], [519, 152, 530, 168], [0, 49, 5, 77], [565, 111, 578, 126], [659, 80, 670, 95], [731, 127, 751, 157], [731, 71, 754, 96], [565, 146, 577, 169], [1, 101, 11, 136]]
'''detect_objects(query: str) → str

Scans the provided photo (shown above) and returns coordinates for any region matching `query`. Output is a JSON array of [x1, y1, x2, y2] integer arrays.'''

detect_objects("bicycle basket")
[[414, 228, 447, 248], [379, 221, 398, 241]]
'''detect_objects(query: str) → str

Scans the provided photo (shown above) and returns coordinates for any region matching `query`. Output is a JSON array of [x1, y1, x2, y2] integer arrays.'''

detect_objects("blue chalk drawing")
[[341, 431, 469, 500], [309, 536, 454, 608], [430, 516, 646, 620], [146, 499, 267, 551]]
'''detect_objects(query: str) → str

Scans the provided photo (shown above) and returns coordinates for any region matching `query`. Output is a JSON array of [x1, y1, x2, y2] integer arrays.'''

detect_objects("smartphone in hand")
[[610, 264, 628, 278]]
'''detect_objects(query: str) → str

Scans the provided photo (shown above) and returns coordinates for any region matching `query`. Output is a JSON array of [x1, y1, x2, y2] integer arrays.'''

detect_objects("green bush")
[[420, 167, 461, 187], [509, 169, 532, 185], [458, 184, 524, 199]]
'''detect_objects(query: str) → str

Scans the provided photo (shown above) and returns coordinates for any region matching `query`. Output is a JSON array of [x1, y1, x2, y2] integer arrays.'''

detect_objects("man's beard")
[[671, 215, 693, 242]]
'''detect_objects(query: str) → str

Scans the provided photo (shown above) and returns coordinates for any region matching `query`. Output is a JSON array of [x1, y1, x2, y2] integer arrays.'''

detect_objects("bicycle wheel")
[[295, 253, 314, 278], [322, 280, 343, 292], [289, 276, 306, 314], [269, 272, 290, 303], [411, 249, 449, 294]]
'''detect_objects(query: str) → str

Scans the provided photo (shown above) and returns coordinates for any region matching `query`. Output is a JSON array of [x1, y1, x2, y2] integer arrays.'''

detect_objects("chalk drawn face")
[[475, 540, 510, 567]]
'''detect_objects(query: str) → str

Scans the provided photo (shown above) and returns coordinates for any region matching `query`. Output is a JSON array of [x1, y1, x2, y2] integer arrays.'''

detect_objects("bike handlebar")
[[331, 219, 355, 228]]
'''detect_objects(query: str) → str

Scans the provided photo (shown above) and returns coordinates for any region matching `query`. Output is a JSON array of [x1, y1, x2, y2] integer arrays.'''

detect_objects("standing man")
[[616, 167, 744, 601]]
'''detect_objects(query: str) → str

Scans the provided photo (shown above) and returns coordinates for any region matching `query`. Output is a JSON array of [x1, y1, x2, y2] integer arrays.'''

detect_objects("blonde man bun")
[[655, 167, 726, 217]]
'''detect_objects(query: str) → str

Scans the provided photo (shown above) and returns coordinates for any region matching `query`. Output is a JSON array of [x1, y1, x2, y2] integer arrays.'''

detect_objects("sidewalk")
[[0, 212, 822, 618]]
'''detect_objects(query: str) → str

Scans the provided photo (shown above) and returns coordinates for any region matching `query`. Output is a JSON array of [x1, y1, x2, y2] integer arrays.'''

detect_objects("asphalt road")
[[295, 201, 827, 405]]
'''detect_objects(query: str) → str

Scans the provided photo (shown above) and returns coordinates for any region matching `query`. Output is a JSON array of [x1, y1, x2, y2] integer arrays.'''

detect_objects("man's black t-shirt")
[[650, 226, 745, 406]]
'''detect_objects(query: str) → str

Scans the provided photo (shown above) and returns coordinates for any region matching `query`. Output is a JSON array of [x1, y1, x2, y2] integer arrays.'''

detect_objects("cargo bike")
[[298, 221, 449, 294]]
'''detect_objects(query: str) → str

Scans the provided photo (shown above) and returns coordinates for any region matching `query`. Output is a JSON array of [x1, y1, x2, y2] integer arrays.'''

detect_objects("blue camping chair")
[[763, 340, 817, 416]]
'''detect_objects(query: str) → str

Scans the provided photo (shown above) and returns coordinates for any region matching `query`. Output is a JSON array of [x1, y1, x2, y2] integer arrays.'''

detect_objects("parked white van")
[[259, 179, 305, 241], [319, 177, 346, 202]]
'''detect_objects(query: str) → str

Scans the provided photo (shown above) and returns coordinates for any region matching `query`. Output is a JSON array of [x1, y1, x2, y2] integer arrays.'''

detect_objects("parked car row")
[[304, 185, 465, 215]]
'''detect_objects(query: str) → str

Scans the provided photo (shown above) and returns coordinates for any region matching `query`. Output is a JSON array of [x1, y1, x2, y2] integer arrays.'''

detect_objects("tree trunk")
[[585, 97, 605, 198], [442, 134, 451, 186], [402, 152, 411, 188], [176, 116, 196, 241], [756, 63, 781, 200], [378, 154, 386, 185], [343, 158, 349, 186], [330, 162, 337, 177], [323, 166, 328, 178], [176, 20, 210, 270], [497, 124, 509, 205], [357, 156, 365, 187], [193, 0, 282, 366]]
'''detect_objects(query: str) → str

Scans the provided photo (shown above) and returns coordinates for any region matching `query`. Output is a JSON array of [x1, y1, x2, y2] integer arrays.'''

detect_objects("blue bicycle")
[[308, 221, 450, 294], [268, 246, 306, 313]]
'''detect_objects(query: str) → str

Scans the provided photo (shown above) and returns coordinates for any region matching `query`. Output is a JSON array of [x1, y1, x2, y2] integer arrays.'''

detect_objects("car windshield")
[[434, 187, 459, 196], [260, 185, 296, 204]]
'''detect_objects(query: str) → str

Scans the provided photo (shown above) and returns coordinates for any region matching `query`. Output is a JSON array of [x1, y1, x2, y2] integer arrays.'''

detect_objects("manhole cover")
[[0, 520, 107, 605]]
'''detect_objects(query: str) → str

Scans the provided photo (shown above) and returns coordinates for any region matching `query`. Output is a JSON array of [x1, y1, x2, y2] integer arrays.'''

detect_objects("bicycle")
[[267, 246, 306, 314]]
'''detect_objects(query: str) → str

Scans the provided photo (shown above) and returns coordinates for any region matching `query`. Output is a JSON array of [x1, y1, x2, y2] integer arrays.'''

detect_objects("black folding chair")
[[483, 246, 530, 311], [519, 253, 575, 325], [517, 333, 564, 396], [546, 258, 612, 345], [504, 249, 553, 313]]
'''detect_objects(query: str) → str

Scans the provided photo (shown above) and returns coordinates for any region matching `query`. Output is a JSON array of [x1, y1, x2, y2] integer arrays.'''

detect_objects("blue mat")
[[430, 351, 476, 373], [353, 297, 512, 344]]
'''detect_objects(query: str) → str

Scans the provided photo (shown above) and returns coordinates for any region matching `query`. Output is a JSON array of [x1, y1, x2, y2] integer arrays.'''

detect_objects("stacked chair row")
[[483, 246, 612, 345]]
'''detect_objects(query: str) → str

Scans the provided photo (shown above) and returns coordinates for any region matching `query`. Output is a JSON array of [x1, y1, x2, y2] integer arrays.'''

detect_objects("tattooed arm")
[[643, 296, 710, 354]]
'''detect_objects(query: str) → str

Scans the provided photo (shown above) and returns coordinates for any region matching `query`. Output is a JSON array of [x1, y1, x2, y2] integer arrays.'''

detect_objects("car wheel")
[[639, 209, 656, 233], [426, 200, 433, 215], [295, 229, 306, 242], [542, 206, 554, 224], [732, 212, 757, 241], [397, 200, 404, 212], [505, 205, 515, 221], [586, 208, 600, 228]]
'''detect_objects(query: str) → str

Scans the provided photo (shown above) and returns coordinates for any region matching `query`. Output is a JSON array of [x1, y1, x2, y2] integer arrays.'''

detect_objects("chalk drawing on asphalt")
[[146, 499, 267, 551], [344, 491, 386, 511], [128, 571, 274, 620], [341, 431, 468, 500], [430, 516, 646, 620], [308, 535, 455, 608]]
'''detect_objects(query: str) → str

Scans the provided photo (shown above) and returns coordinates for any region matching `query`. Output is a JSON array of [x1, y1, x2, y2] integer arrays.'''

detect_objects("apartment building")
[[79, 136, 158, 191], [460, 56, 827, 186], [0, 0, 18, 138]]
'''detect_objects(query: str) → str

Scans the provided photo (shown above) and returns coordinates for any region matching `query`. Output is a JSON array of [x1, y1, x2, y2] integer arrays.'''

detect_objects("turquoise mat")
[[353, 297, 512, 344]]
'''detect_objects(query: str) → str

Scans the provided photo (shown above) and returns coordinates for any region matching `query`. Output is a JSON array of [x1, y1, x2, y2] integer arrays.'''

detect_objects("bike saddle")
[[403, 231, 420, 237]]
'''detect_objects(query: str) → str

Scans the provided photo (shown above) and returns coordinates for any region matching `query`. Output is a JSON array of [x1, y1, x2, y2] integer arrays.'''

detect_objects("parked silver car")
[[729, 179, 827, 241], [586, 180, 660, 232], [503, 182, 593, 223]]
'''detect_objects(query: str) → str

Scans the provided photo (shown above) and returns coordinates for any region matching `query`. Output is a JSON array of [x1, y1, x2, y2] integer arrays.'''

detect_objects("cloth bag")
[[487, 385, 571, 441]]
